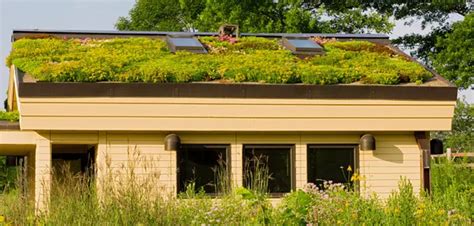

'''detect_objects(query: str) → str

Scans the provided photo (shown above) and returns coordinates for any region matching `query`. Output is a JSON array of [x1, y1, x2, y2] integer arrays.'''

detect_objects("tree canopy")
[[116, 0, 394, 33], [432, 99, 474, 152], [431, 13, 473, 89], [386, 1, 470, 65]]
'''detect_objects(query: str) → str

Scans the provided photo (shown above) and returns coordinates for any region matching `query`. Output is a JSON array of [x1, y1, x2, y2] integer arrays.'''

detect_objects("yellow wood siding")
[[18, 97, 455, 131], [0, 130, 423, 210], [49, 131, 422, 198], [34, 132, 52, 211]]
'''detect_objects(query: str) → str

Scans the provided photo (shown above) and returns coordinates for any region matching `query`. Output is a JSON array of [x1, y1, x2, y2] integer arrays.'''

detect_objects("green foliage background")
[[115, 0, 394, 34], [432, 100, 474, 153], [432, 13, 473, 89]]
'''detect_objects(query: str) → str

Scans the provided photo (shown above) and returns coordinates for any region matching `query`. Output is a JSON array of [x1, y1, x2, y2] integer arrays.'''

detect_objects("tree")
[[432, 100, 474, 153], [116, 0, 204, 31], [431, 13, 473, 89], [116, 0, 394, 34], [382, 1, 471, 65]]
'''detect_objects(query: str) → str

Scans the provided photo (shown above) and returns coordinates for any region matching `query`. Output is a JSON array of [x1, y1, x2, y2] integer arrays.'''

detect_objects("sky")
[[0, 0, 472, 109]]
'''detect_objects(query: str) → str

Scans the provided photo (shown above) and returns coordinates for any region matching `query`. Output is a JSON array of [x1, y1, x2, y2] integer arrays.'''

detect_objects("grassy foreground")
[[0, 159, 472, 225]]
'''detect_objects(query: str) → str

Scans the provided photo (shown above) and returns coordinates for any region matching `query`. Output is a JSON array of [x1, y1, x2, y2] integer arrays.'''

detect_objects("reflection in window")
[[243, 145, 293, 195], [307, 145, 355, 189], [177, 144, 229, 194]]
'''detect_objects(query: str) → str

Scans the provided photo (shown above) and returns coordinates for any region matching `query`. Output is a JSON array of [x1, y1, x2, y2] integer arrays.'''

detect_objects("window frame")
[[242, 144, 295, 197], [306, 144, 359, 190], [176, 144, 231, 195]]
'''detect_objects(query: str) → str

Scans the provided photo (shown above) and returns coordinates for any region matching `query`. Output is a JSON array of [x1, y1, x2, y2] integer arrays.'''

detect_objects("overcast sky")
[[0, 0, 472, 110]]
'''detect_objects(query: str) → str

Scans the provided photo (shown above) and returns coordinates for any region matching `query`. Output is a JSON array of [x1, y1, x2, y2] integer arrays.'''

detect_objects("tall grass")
[[0, 150, 472, 225]]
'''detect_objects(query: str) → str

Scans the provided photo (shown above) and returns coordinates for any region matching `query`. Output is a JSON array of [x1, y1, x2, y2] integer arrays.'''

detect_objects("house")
[[0, 29, 456, 211]]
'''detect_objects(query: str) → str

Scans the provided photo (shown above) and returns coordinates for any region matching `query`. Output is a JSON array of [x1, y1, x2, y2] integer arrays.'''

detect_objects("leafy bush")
[[0, 111, 19, 122], [7, 37, 432, 85]]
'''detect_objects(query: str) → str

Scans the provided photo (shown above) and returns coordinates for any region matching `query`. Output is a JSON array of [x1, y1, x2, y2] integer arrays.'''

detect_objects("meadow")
[[0, 156, 472, 225]]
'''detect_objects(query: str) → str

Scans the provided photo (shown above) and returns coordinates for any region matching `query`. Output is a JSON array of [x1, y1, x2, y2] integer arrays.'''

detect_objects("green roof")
[[7, 36, 432, 85], [0, 111, 19, 122]]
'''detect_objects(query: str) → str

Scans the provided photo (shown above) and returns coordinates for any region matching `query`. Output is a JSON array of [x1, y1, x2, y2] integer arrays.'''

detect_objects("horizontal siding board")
[[0, 131, 37, 144], [51, 132, 99, 143], [361, 167, 420, 174], [365, 174, 420, 180], [21, 103, 454, 118], [20, 97, 456, 105], [20, 117, 452, 131], [362, 161, 420, 167], [19, 98, 455, 131], [35, 131, 423, 199]]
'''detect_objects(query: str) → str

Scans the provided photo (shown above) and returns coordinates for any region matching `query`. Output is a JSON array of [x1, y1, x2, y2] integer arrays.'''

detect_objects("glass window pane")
[[178, 145, 228, 194], [287, 39, 321, 49], [307, 146, 354, 189], [169, 37, 203, 48], [243, 145, 293, 194]]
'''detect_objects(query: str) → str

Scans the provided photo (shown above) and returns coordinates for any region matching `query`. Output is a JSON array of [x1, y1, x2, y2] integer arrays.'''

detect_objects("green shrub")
[[0, 111, 19, 122], [279, 190, 313, 225], [200, 36, 282, 54], [7, 37, 432, 85], [385, 178, 418, 225], [431, 159, 473, 220]]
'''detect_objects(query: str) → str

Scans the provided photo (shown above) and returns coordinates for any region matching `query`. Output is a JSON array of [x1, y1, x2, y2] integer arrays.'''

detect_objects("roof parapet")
[[11, 29, 390, 43]]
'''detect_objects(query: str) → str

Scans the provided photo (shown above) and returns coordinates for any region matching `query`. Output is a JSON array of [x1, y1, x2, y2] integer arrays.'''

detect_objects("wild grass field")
[[0, 155, 472, 225]]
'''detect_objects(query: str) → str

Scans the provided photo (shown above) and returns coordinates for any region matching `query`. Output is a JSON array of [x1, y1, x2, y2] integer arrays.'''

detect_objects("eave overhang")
[[13, 67, 458, 132]]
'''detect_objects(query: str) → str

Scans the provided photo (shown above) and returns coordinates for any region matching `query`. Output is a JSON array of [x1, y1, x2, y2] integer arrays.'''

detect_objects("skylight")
[[282, 38, 324, 56], [166, 36, 207, 54]]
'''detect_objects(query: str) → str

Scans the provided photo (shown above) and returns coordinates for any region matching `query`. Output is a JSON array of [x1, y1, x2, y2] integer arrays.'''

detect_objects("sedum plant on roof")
[[6, 37, 432, 85], [0, 111, 19, 122]]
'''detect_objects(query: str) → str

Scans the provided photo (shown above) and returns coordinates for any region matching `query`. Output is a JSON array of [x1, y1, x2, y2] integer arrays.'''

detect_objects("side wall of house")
[[48, 131, 421, 199]]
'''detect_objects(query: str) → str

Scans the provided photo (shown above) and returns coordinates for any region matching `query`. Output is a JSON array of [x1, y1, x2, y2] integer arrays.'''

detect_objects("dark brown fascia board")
[[15, 69, 457, 101], [16, 82, 458, 100], [11, 29, 389, 42], [0, 121, 20, 130]]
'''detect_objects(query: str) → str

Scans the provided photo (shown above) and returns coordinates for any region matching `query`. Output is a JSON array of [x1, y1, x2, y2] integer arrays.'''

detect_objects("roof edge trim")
[[11, 29, 390, 41]]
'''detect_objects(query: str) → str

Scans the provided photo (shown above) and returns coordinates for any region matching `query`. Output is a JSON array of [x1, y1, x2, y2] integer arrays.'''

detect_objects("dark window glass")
[[169, 37, 203, 48], [287, 39, 322, 50], [307, 146, 355, 189], [178, 144, 228, 194], [243, 145, 293, 194]]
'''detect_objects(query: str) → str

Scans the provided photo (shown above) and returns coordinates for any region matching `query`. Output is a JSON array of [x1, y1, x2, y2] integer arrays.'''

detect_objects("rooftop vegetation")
[[7, 37, 432, 85], [0, 111, 19, 122]]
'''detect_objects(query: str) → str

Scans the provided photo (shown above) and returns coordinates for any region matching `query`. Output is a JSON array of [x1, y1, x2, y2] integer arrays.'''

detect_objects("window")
[[51, 144, 96, 187], [166, 36, 207, 54], [177, 144, 229, 194], [243, 145, 294, 195], [307, 145, 356, 189], [52, 144, 96, 177]]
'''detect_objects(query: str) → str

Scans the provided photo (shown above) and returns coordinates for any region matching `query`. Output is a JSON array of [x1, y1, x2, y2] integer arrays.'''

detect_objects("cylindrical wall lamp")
[[164, 134, 181, 151], [430, 139, 444, 155], [360, 134, 376, 151]]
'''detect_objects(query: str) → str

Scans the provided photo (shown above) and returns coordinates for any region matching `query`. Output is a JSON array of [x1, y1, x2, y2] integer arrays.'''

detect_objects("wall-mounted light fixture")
[[430, 139, 444, 155], [360, 134, 376, 151], [164, 134, 181, 151]]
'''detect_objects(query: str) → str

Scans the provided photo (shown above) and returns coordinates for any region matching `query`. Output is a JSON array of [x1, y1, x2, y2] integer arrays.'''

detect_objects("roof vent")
[[219, 24, 240, 38], [282, 37, 324, 56], [166, 35, 207, 54]]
